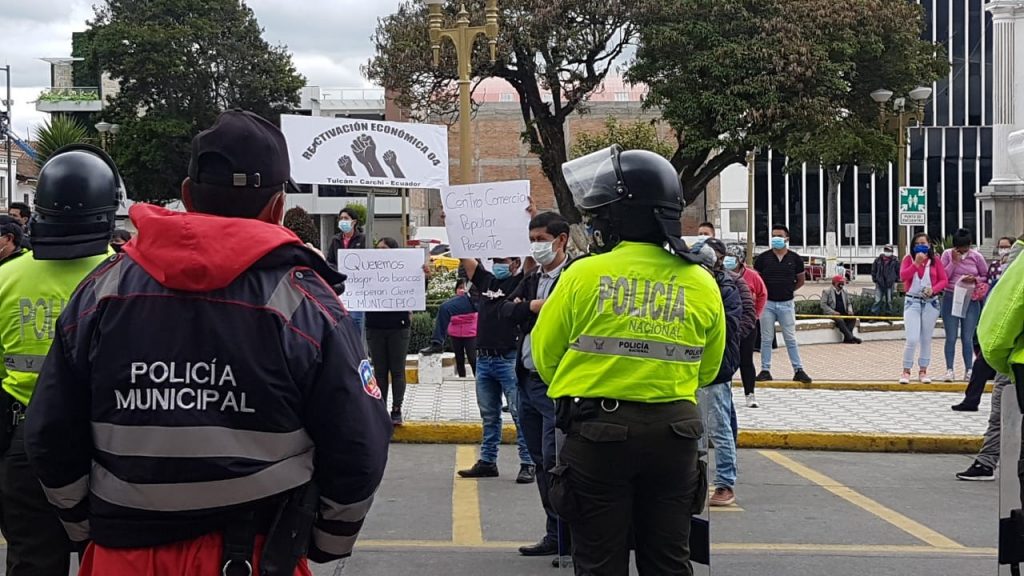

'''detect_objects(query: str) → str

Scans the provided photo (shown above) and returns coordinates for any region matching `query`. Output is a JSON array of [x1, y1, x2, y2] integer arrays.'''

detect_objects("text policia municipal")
[[115, 361, 255, 414], [301, 122, 442, 166]]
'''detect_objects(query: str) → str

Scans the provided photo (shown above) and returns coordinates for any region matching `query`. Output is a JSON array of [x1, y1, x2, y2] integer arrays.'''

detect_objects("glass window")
[[926, 128, 943, 235], [875, 170, 892, 246], [729, 209, 747, 233], [967, 0, 983, 126], [909, 128, 925, 186], [770, 153, 787, 231], [985, 10, 993, 125], [857, 169, 874, 246], [804, 167, 822, 246], [951, 0, 966, 126], [945, 128, 962, 234], [838, 168, 855, 246], [754, 153, 769, 246], [787, 170, 804, 246]]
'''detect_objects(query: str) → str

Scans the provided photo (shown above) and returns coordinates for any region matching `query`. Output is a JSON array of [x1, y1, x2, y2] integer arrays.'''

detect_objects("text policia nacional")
[[598, 275, 687, 338]]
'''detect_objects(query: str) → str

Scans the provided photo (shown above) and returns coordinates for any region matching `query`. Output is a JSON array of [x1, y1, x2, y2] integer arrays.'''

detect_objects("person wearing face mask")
[[498, 212, 572, 559], [327, 207, 368, 347], [110, 229, 132, 253], [447, 279, 478, 378], [987, 236, 1015, 288], [725, 244, 767, 408], [753, 224, 812, 383], [456, 255, 534, 482], [0, 216, 27, 267], [697, 221, 715, 240], [900, 233, 949, 384], [871, 245, 900, 315], [939, 228, 989, 382], [693, 238, 752, 507], [821, 275, 861, 344]]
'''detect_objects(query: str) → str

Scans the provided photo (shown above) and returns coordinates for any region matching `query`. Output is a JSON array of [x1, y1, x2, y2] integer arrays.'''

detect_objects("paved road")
[[315, 444, 999, 576]]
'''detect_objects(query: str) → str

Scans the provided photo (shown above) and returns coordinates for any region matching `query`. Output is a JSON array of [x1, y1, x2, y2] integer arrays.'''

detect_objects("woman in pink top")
[[447, 279, 478, 378], [725, 244, 767, 407], [938, 228, 989, 382], [899, 233, 949, 384]]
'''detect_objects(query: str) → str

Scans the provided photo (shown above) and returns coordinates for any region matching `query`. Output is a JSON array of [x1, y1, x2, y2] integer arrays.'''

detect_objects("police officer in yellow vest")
[[0, 144, 120, 575], [532, 145, 726, 576]]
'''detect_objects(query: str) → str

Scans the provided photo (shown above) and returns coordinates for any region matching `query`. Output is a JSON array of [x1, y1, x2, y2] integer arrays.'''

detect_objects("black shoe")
[[502, 405, 510, 413], [390, 409, 404, 426], [755, 370, 773, 382], [951, 403, 979, 412], [551, 556, 572, 568], [519, 537, 557, 556], [854, 338, 863, 344], [516, 464, 536, 484], [956, 462, 995, 481], [793, 370, 813, 384], [419, 343, 443, 355], [457, 460, 499, 478]]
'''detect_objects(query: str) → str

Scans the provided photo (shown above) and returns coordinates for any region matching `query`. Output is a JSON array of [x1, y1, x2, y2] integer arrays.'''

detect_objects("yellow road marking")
[[452, 445, 484, 545], [355, 540, 995, 557], [759, 450, 964, 549]]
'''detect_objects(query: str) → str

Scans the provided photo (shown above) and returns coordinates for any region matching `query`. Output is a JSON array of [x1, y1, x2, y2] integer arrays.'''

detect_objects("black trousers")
[[551, 401, 702, 576], [451, 337, 477, 378], [833, 318, 857, 341], [367, 327, 411, 411], [961, 353, 997, 409], [0, 424, 73, 576], [517, 372, 570, 552], [739, 327, 758, 396]]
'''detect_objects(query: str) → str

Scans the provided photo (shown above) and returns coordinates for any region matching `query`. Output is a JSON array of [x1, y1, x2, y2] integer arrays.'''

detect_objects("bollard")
[[418, 353, 444, 384]]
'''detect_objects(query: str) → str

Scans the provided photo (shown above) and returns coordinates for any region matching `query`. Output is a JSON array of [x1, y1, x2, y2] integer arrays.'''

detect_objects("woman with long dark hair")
[[939, 228, 988, 381], [366, 237, 413, 426], [899, 233, 948, 384]]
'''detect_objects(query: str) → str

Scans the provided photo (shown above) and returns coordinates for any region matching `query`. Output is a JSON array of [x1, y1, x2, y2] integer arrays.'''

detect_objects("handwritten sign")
[[441, 180, 532, 258], [336, 249, 425, 312]]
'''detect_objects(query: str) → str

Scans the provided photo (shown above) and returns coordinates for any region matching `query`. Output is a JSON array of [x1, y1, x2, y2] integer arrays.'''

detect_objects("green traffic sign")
[[899, 187, 927, 213]]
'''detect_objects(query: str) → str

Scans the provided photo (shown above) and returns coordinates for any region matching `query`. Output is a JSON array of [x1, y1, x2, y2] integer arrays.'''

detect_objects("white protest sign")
[[336, 249, 426, 312], [281, 115, 449, 189], [441, 180, 532, 258]]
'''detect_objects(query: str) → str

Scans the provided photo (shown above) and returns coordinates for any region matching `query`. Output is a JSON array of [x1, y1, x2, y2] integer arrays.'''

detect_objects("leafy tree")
[[283, 206, 320, 248], [779, 0, 946, 257], [626, 0, 945, 217], [571, 117, 675, 160], [365, 0, 640, 225], [77, 0, 305, 204], [342, 203, 369, 228], [33, 116, 93, 167]]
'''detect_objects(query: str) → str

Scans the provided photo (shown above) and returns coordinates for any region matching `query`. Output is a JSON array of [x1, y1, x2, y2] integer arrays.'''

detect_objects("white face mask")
[[530, 241, 556, 266], [998, 248, 1010, 257]]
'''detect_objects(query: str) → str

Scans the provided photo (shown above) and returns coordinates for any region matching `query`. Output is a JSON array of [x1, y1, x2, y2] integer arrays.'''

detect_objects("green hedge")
[[795, 294, 905, 317], [409, 311, 435, 355]]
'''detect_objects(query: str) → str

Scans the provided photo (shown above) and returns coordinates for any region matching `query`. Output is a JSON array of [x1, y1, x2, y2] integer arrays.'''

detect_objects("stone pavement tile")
[[761, 339, 970, 382], [406, 380, 994, 436]]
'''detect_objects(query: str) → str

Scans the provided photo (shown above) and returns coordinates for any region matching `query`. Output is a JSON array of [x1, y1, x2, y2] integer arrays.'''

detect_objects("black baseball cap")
[[188, 110, 298, 192]]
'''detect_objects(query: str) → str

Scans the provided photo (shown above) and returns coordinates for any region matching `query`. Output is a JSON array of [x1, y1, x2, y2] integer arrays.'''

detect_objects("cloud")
[[0, 0, 407, 134]]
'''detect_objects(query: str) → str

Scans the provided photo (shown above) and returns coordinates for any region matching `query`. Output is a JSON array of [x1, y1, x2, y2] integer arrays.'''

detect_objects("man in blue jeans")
[[456, 257, 534, 481], [753, 224, 813, 383]]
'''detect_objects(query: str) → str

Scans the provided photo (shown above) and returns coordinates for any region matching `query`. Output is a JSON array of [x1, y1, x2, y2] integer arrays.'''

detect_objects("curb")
[[392, 423, 983, 453], [402, 371, 989, 393]]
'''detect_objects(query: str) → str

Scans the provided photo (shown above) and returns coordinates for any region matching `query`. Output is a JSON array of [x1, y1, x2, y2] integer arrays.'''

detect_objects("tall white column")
[[989, 1, 1024, 185]]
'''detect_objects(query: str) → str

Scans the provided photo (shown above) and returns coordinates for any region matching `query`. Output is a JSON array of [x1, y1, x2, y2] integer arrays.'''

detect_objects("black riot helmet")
[[30, 144, 122, 260], [562, 145, 699, 262]]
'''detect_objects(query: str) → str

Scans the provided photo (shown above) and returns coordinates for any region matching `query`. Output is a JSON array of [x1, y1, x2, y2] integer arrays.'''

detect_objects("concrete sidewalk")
[[394, 340, 997, 453]]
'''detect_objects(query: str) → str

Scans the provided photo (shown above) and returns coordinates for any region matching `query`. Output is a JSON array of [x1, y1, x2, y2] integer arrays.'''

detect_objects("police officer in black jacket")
[[25, 110, 392, 575]]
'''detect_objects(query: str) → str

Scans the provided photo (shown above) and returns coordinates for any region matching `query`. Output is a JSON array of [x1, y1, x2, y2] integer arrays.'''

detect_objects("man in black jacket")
[[693, 239, 744, 508], [499, 212, 572, 559], [24, 110, 392, 575], [871, 245, 900, 315], [456, 256, 535, 481]]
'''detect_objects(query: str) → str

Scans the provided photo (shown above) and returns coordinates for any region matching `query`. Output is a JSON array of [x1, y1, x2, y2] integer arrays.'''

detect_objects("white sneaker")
[[899, 371, 911, 385], [746, 394, 759, 408], [919, 369, 931, 384], [943, 369, 955, 382], [965, 369, 973, 382]]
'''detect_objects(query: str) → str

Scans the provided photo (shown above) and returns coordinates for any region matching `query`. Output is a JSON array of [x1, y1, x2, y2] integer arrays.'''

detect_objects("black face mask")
[[111, 243, 125, 253]]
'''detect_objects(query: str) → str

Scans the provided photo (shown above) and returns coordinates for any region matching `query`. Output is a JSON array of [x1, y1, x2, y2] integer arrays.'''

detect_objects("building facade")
[[721, 0, 993, 265]]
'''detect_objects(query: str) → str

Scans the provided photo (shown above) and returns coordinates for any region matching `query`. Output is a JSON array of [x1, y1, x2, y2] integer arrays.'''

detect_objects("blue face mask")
[[913, 245, 930, 255], [492, 263, 511, 279], [723, 256, 738, 271], [770, 236, 787, 250], [339, 220, 354, 234]]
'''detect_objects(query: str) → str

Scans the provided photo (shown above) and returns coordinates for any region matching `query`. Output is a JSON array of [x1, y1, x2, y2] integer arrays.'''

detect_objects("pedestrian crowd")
[[0, 108, 1019, 576]]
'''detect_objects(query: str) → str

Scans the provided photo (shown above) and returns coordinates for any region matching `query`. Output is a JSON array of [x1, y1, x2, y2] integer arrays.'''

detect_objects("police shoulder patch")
[[358, 359, 382, 400]]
